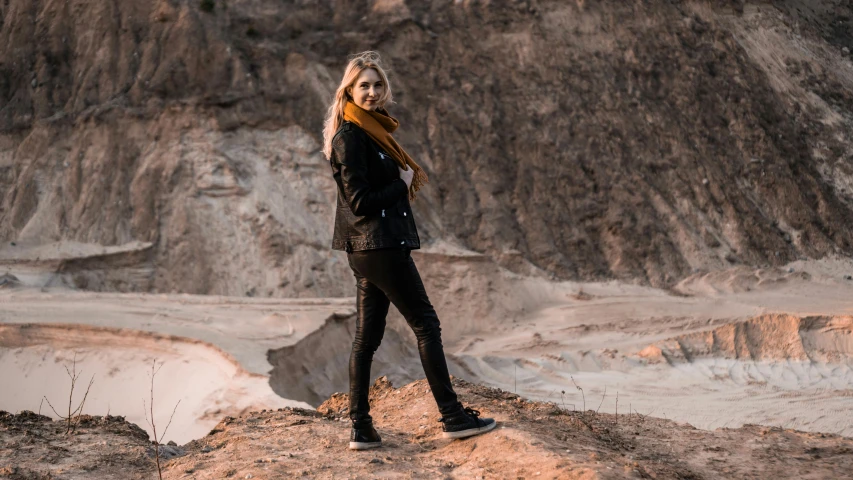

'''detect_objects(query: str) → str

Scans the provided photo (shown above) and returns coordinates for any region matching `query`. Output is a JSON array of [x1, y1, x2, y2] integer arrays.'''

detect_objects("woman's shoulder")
[[331, 122, 368, 161], [333, 121, 365, 142]]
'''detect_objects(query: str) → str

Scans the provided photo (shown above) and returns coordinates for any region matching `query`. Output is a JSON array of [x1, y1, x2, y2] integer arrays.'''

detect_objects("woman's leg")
[[347, 262, 391, 427], [348, 248, 464, 417]]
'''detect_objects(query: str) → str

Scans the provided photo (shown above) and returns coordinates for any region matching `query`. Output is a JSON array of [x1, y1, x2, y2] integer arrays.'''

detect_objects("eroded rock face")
[[1, 0, 852, 295], [649, 314, 853, 363]]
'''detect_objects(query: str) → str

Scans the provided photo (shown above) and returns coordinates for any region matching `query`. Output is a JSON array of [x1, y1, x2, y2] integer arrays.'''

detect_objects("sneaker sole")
[[442, 420, 497, 439], [349, 441, 382, 450]]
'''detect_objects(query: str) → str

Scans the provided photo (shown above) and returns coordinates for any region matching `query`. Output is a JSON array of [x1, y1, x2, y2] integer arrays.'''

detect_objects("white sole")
[[349, 441, 382, 450], [442, 421, 497, 439]]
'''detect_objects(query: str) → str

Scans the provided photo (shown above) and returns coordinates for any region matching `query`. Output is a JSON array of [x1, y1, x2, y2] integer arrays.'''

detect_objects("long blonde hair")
[[322, 51, 393, 160]]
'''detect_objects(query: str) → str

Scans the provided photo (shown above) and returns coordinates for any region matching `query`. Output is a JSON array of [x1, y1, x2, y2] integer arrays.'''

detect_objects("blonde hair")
[[322, 51, 393, 159]]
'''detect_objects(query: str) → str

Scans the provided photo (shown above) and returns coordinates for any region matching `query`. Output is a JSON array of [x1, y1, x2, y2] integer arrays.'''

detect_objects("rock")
[[156, 444, 185, 460], [0, 273, 21, 289], [788, 267, 795, 273], [843, 47, 850, 54], [844, 275, 852, 280], [1, 0, 852, 296]]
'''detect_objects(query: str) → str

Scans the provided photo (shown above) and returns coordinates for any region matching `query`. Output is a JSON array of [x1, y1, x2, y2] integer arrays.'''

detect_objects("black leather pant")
[[346, 247, 463, 426]]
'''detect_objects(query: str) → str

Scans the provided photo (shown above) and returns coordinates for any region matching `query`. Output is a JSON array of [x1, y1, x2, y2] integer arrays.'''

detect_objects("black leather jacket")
[[329, 121, 421, 252]]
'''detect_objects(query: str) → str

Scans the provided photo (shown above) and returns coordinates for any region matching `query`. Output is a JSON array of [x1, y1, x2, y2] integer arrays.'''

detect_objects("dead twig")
[[142, 360, 181, 480], [634, 407, 652, 423], [41, 353, 95, 434], [570, 375, 585, 412], [409, 433, 430, 451], [596, 386, 607, 414]]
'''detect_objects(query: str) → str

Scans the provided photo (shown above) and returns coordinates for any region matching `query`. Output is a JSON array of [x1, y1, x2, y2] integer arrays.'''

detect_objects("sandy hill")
[[2, 376, 853, 479], [1, 0, 853, 295]]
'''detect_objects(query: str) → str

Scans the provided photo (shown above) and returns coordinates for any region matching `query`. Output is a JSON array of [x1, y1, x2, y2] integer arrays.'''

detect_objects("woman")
[[323, 51, 497, 450]]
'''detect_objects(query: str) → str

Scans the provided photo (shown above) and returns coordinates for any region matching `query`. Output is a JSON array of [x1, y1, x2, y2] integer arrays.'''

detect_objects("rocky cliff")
[[1, 0, 852, 295]]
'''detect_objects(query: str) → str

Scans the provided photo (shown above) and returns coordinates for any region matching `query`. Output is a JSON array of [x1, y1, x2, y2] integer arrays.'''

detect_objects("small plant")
[[42, 353, 95, 434], [570, 375, 585, 412], [596, 386, 607, 414], [143, 360, 181, 480], [572, 287, 593, 301], [559, 390, 574, 411], [199, 0, 215, 13], [615, 391, 619, 425]]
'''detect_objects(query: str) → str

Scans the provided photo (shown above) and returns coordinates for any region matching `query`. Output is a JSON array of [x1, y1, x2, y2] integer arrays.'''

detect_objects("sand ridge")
[[5, 377, 853, 479]]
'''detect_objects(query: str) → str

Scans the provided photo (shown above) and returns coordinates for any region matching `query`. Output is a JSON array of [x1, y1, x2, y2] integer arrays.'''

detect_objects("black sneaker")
[[349, 424, 382, 450], [438, 407, 497, 439]]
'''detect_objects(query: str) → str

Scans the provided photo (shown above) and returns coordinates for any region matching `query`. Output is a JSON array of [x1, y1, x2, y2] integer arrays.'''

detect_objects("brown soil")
[[3, 377, 853, 479], [0, 411, 154, 479]]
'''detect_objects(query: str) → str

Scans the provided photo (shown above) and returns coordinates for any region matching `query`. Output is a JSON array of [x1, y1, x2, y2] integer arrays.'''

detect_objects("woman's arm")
[[331, 130, 408, 217]]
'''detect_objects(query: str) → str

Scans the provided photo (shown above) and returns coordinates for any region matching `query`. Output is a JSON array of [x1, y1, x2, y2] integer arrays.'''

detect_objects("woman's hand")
[[398, 166, 414, 188]]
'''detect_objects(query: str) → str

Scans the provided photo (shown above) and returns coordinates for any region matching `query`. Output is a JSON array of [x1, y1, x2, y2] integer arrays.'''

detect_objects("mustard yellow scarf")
[[343, 101, 428, 200]]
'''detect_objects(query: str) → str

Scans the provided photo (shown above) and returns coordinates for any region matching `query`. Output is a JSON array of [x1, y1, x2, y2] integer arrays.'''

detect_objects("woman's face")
[[348, 68, 384, 111]]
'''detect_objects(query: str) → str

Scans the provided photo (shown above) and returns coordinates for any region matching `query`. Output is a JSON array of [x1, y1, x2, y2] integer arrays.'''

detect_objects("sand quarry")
[[2, 245, 852, 454], [2, 0, 853, 476]]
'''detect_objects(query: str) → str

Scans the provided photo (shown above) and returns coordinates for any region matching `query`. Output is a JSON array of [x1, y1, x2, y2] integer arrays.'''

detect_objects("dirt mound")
[[648, 314, 853, 364], [266, 311, 470, 407], [266, 312, 423, 406], [2, 0, 853, 294], [0, 411, 153, 480], [6, 377, 853, 479]]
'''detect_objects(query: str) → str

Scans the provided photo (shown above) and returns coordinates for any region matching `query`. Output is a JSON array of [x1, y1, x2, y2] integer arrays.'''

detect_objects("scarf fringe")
[[409, 167, 429, 200]]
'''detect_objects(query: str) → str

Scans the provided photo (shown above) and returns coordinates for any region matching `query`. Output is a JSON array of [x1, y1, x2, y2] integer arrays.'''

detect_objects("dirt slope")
[[3, 377, 853, 479], [1, 0, 853, 294]]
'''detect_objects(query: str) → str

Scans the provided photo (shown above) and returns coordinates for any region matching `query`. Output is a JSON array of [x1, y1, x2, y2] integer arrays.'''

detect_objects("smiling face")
[[347, 68, 385, 111]]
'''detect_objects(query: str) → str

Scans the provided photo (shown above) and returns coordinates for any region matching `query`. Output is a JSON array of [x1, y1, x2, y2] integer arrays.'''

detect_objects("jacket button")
[[400, 241, 405, 245], [403, 212, 407, 216]]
